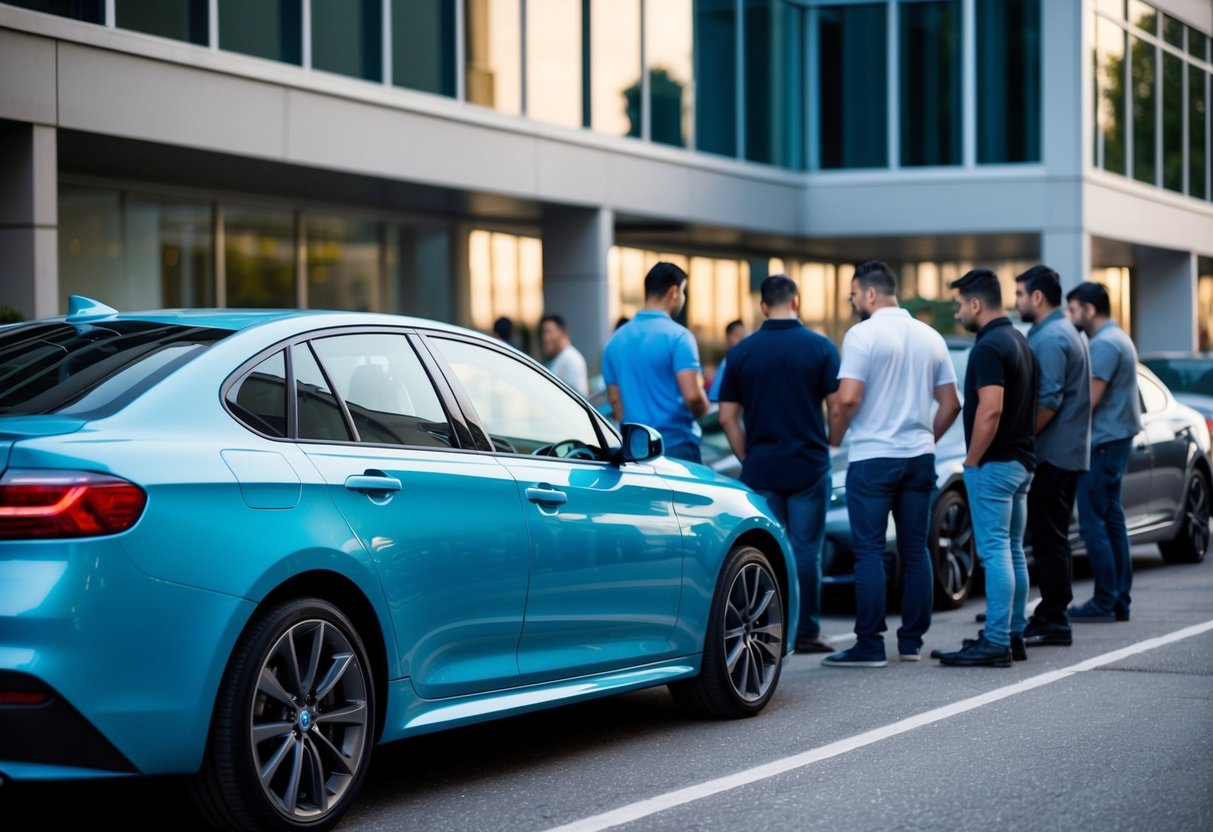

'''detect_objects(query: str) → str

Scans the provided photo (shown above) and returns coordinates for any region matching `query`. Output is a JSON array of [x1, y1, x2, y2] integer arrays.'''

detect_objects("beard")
[[1019, 308, 1036, 323], [961, 318, 979, 334], [855, 306, 871, 322]]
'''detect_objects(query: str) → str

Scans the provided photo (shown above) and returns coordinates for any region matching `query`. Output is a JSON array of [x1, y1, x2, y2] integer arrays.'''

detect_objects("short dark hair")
[[1066, 281, 1112, 317], [725, 319, 745, 336], [760, 274, 799, 307], [1015, 265, 1062, 307], [950, 268, 1002, 309], [853, 260, 897, 296], [493, 316, 513, 340], [540, 313, 567, 332], [644, 261, 688, 300]]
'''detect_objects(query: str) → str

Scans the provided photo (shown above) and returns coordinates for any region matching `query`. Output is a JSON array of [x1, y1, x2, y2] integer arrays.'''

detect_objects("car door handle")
[[525, 486, 568, 505], [344, 473, 402, 494]]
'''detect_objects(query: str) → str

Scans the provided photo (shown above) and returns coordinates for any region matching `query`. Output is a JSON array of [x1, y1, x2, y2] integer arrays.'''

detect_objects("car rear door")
[[1138, 367, 1191, 525], [292, 330, 531, 699]]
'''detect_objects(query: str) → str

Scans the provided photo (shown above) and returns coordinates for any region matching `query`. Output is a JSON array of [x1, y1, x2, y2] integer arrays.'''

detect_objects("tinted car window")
[[0, 321, 229, 416], [431, 337, 606, 459], [227, 351, 288, 437], [293, 343, 353, 442], [1141, 358, 1213, 396], [310, 334, 455, 449]]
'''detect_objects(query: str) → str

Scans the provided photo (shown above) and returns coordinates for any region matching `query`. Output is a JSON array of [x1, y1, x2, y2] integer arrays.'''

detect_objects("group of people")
[[581, 259, 1143, 668]]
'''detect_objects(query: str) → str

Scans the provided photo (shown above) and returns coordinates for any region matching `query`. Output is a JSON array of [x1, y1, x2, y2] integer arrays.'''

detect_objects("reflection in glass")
[[1095, 0, 1124, 18], [592, 0, 641, 137], [525, 0, 582, 128], [224, 207, 296, 308], [4, 1, 103, 22], [818, 3, 887, 169], [312, 0, 381, 81], [977, 0, 1040, 163], [218, 0, 302, 65], [1191, 66, 1208, 200], [1132, 35, 1156, 184], [465, 0, 521, 114], [900, 1, 962, 166], [646, 0, 694, 147], [1162, 14, 1183, 48], [744, 0, 804, 168], [392, 0, 456, 96], [1128, 0, 1155, 34], [293, 343, 352, 442], [116, 0, 207, 44], [127, 198, 214, 308], [1162, 51, 1183, 192], [1095, 16, 1127, 174], [694, 0, 737, 157], [395, 226, 452, 320], [58, 187, 127, 313], [1189, 28, 1209, 61], [306, 216, 383, 312]]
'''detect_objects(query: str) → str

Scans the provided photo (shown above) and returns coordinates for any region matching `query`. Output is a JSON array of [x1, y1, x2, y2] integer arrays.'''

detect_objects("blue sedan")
[[0, 297, 797, 831]]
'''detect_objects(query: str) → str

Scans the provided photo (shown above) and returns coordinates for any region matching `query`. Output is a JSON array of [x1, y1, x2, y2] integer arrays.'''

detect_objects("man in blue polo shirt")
[[718, 274, 840, 653], [601, 262, 709, 463]]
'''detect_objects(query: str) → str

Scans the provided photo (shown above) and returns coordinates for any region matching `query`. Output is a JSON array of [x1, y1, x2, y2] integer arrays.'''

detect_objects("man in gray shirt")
[[1014, 266, 1091, 647], [1065, 282, 1142, 623]]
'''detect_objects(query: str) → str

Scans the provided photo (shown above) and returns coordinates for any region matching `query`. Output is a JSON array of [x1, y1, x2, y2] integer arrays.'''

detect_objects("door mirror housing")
[[618, 423, 663, 464]]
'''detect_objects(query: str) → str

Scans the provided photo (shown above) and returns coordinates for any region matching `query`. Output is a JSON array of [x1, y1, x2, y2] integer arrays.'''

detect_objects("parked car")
[[0, 297, 798, 832], [702, 337, 1213, 609], [1139, 352, 1213, 431]]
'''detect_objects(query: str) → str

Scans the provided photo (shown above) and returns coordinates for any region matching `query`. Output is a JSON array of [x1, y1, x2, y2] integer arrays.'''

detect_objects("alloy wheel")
[[937, 498, 976, 601], [1185, 474, 1210, 556], [722, 562, 784, 703]]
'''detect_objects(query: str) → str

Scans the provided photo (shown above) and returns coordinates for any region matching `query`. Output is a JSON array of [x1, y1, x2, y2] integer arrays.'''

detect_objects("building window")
[[646, 0, 694, 148], [224, 206, 296, 308], [465, 0, 522, 115], [525, 0, 582, 128], [127, 197, 214, 308], [391, 0, 456, 96], [744, 0, 805, 169], [1131, 34, 1156, 184], [590, 0, 641, 138], [818, 3, 887, 169], [899, 0, 962, 167], [116, 0, 208, 45], [694, 0, 738, 157], [58, 187, 127, 312], [468, 230, 542, 352], [976, 0, 1040, 164], [312, 0, 382, 82], [1095, 14, 1128, 175], [218, 0, 302, 66], [306, 216, 384, 312], [1128, 0, 1155, 34], [1162, 48, 1183, 192], [1190, 63, 1207, 200], [4, 0, 103, 23]]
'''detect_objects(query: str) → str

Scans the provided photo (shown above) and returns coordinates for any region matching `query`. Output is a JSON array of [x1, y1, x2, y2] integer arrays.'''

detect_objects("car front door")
[[293, 331, 531, 699], [1138, 368, 1192, 525], [425, 335, 685, 683]]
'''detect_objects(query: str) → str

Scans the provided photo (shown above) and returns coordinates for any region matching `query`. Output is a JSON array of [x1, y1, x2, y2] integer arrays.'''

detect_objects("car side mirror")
[[618, 423, 663, 464]]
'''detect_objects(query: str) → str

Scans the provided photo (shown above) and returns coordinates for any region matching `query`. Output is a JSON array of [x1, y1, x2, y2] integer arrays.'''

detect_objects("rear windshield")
[[0, 321, 231, 417]]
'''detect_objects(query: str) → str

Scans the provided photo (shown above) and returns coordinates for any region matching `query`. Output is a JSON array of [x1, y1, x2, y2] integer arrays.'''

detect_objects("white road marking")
[[540, 618, 1213, 832]]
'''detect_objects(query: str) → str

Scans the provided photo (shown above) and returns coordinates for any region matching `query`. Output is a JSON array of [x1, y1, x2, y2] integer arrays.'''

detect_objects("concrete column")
[[1134, 248, 1198, 353], [1042, 230, 1091, 292], [541, 206, 613, 377], [449, 221, 474, 330], [0, 122, 57, 320]]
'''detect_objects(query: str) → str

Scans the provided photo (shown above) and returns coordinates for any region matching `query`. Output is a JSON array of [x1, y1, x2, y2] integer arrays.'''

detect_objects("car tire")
[[192, 598, 376, 832], [669, 545, 785, 719], [930, 489, 978, 610], [1159, 469, 1211, 564]]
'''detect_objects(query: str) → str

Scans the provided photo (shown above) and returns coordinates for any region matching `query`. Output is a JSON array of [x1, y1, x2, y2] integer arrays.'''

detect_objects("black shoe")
[[935, 634, 1012, 667], [1011, 634, 1027, 662], [1022, 620, 1073, 646], [795, 635, 836, 654], [1114, 606, 1130, 622]]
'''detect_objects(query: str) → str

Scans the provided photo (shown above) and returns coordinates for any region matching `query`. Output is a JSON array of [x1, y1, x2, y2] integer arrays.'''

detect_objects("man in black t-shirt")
[[933, 269, 1039, 668]]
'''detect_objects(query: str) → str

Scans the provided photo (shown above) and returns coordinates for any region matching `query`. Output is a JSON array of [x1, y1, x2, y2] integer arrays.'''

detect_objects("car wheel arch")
[[730, 528, 791, 622]]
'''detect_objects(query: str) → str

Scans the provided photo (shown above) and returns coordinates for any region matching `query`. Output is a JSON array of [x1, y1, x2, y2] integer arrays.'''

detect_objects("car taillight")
[[0, 470, 146, 540]]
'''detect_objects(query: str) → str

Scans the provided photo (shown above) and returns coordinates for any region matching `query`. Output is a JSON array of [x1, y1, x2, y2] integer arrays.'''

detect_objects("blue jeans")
[[663, 440, 702, 464], [846, 454, 936, 657], [758, 478, 828, 640], [964, 461, 1033, 647], [1076, 438, 1133, 615]]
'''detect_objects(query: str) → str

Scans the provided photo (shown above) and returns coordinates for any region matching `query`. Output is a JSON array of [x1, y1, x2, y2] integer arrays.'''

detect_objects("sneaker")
[[822, 646, 887, 668], [935, 634, 1013, 668], [899, 650, 921, 662], [1067, 602, 1116, 623], [795, 635, 836, 654], [1022, 619, 1073, 646]]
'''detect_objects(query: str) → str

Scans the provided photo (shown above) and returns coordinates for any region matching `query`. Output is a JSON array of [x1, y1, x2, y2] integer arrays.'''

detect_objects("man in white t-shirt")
[[540, 313, 589, 396], [822, 261, 961, 668]]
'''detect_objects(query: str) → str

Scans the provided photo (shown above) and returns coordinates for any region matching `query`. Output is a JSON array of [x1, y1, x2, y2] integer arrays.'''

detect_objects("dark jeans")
[[1027, 462, 1082, 625], [757, 478, 828, 639], [846, 454, 936, 657], [663, 440, 702, 464], [1076, 437, 1133, 615]]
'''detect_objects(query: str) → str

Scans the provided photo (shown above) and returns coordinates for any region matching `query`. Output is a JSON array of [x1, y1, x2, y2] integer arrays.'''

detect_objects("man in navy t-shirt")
[[718, 274, 840, 654]]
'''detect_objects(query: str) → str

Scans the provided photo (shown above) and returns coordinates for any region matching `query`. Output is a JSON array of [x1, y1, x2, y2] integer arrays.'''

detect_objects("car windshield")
[[0, 321, 231, 417], [1141, 358, 1213, 397]]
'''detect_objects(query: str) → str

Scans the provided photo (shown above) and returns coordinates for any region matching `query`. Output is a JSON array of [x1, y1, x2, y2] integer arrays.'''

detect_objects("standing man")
[[601, 262, 710, 463], [1013, 266, 1092, 648], [935, 269, 1038, 668], [540, 313, 589, 395], [823, 261, 961, 667], [1066, 282, 1142, 622], [717, 275, 840, 654], [708, 319, 749, 401]]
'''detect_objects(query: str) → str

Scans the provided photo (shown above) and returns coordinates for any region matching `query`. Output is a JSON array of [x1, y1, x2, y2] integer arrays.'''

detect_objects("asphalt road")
[[4, 545, 1211, 832]]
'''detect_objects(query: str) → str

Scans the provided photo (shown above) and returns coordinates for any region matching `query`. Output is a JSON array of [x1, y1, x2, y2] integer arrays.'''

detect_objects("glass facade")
[[115, 0, 207, 45], [1096, 14, 1128, 174], [218, 0, 302, 65], [1162, 49, 1183, 192], [694, 0, 738, 158], [525, 0, 581, 128], [646, 0, 693, 147], [899, 1, 962, 167], [1131, 35, 1157, 185], [818, 3, 887, 169], [391, 0, 457, 97], [744, 0, 805, 168], [466, 0, 522, 115], [1191, 65, 1208, 200], [225, 207, 296, 309], [591, 0, 641, 138], [5, 0, 103, 23], [306, 216, 384, 313], [312, 0, 381, 82], [976, 0, 1040, 164], [468, 230, 543, 351]]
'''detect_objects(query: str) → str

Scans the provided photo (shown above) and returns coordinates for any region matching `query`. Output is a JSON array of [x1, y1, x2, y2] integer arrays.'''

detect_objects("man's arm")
[[828, 378, 864, 447], [607, 384, 623, 424], [964, 385, 1004, 467], [933, 383, 961, 441], [719, 401, 746, 462], [676, 368, 710, 417], [1091, 378, 1109, 410]]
